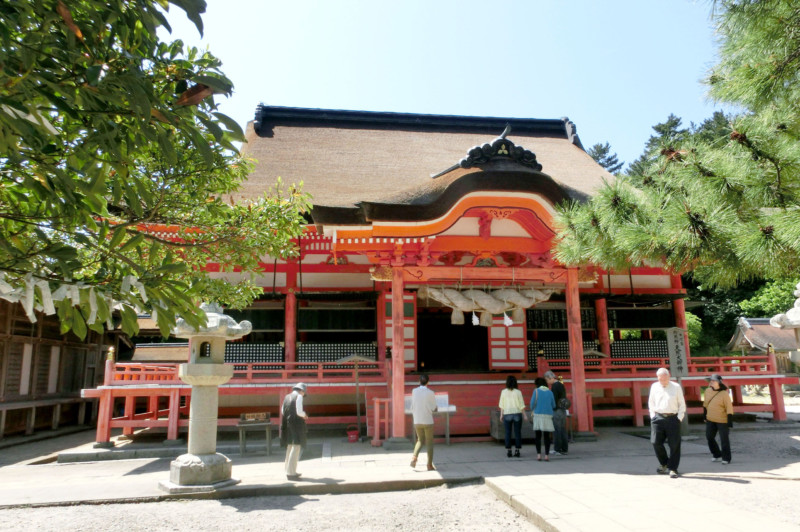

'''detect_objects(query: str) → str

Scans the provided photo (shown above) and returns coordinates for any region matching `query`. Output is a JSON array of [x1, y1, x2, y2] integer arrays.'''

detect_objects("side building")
[[0, 300, 107, 440]]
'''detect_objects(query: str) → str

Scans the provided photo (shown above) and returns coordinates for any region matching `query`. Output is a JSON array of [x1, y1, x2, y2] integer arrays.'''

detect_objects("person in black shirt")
[[544, 370, 568, 455]]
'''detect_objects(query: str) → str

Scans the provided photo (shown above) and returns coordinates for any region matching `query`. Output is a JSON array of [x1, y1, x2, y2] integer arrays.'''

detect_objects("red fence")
[[84, 353, 795, 444], [111, 361, 388, 385], [536, 353, 776, 378]]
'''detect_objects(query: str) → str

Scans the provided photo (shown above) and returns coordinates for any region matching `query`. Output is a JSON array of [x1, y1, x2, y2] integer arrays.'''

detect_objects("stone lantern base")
[[158, 453, 239, 494]]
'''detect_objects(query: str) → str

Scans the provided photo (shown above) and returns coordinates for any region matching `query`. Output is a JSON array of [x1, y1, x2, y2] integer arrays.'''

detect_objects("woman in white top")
[[499, 375, 528, 457]]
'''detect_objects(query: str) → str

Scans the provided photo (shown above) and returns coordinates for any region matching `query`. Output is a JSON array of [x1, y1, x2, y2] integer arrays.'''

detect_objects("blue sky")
[[163, 0, 722, 169]]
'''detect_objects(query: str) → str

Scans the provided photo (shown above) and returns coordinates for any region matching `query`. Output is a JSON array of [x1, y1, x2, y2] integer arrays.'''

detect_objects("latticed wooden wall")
[[224, 343, 284, 363], [298, 342, 377, 363]]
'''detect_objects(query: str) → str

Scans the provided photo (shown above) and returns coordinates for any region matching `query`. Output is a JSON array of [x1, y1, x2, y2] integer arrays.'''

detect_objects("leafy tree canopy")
[[555, 0, 800, 289], [587, 142, 624, 175], [626, 114, 689, 178], [738, 278, 799, 318], [0, 1, 309, 338], [685, 311, 702, 350]]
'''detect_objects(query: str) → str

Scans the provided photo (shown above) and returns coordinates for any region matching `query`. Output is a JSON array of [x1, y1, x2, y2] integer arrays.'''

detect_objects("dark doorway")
[[417, 309, 489, 372]]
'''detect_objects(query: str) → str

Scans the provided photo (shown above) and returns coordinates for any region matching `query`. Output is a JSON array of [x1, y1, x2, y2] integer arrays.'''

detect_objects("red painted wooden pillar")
[[391, 267, 406, 438], [166, 388, 181, 441], [595, 298, 614, 399], [284, 263, 298, 364], [566, 268, 589, 432], [671, 275, 691, 357], [377, 284, 387, 363], [595, 298, 611, 356], [284, 290, 297, 364]]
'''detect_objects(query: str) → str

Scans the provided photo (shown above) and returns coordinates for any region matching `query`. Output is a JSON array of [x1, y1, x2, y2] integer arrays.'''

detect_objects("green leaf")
[[119, 233, 145, 253], [212, 112, 244, 139], [191, 74, 232, 94], [109, 227, 127, 249], [72, 309, 87, 340], [120, 305, 140, 336]]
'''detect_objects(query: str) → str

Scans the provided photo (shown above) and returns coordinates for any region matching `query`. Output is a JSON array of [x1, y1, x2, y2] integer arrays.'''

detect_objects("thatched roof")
[[236, 106, 614, 224]]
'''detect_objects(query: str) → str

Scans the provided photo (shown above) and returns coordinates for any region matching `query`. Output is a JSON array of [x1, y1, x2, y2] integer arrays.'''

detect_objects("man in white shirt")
[[410, 374, 438, 471], [648, 367, 686, 478]]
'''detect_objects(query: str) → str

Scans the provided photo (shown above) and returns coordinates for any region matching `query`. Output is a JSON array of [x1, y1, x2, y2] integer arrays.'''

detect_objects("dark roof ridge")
[[254, 104, 583, 146]]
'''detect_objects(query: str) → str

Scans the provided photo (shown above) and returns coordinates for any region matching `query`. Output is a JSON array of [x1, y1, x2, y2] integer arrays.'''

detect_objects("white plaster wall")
[[491, 219, 528, 237], [439, 218, 478, 236], [607, 274, 672, 290], [208, 271, 287, 287]]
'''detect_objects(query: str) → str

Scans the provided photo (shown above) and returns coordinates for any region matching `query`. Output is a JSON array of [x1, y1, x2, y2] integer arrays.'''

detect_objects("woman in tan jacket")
[[703, 374, 734, 464]]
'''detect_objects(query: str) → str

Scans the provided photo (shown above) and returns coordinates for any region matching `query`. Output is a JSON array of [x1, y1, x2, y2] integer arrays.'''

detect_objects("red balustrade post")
[[731, 385, 743, 405], [769, 379, 787, 421], [93, 389, 114, 447], [122, 396, 135, 436], [165, 388, 181, 443], [537, 356, 548, 375], [149, 396, 159, 420], [767, 347, 778, 374], [372, 398, 383, 446], [103, 354, 115, 386]]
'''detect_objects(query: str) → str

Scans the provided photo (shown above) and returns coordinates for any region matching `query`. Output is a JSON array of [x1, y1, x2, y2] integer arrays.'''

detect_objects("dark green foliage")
[[555, 0, 800, 290], [738, 278, 800, 318], [587, 142, 624, 174]]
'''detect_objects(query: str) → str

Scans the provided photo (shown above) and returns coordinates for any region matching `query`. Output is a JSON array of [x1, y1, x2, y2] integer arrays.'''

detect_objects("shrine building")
[[82, 106, 797, 445]]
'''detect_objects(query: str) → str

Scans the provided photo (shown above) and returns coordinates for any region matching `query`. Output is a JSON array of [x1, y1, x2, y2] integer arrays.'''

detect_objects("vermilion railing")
[[111, 361, 388, 385], [113, 364, 181, 383], [112, 353, 776, 386], [688, 355, 773, 374], [536, 353, 776, 377]]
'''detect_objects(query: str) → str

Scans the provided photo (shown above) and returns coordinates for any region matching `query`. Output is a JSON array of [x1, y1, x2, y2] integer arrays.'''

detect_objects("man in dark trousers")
[[281, 382, 308, 480], [648, 368, 686, 478], [544, 370, 568, 455]]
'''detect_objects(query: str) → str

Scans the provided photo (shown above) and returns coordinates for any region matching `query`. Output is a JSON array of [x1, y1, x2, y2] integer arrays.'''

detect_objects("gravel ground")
[[1, 394, 797, 531], [0, 483, 540, 532]]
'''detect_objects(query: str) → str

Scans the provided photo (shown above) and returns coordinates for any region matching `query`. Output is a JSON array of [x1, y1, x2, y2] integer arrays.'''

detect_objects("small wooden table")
[[404, 393, 457, 445], [237, 413, 274, 456]]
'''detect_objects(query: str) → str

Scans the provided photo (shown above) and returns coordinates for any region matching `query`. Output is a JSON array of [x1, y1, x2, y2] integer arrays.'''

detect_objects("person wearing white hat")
[[704, 374, 734, 464], [281, 383, 308, 480]]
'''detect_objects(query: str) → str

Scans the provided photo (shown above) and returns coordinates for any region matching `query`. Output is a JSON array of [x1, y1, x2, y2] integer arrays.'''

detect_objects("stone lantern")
[[770, 281, 800, 360], [159, 303, 251, 493]]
